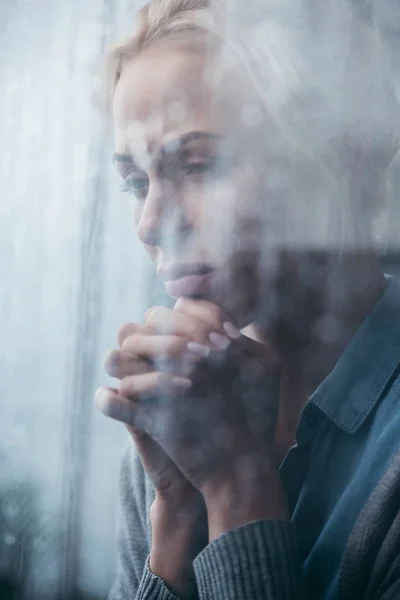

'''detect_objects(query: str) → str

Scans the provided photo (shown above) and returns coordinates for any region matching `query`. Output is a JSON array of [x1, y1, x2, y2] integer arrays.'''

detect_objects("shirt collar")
[[309, 275, 400, 434]]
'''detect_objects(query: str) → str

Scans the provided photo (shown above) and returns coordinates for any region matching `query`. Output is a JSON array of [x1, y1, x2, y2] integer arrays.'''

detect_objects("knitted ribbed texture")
[[109, 442, 400, 599], [136, 558, 184, 600], [337, 450, 400, 600], [193, 520, 303, 600]]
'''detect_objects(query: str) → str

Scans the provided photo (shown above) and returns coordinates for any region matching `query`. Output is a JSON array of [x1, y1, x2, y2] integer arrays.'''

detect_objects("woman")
[[96, 1, 400, 598]]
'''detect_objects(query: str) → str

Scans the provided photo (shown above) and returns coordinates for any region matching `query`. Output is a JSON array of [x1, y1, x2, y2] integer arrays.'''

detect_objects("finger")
[[145, 306, 231, 350], [125, 425, 175, 471], [118, 322, 149, 347], [119, 371, 192, 399], [173, 298, 240, 340], [95, 386, 137, 424], [120, 333, 200, 376], [103, 349, 151, 379], [120, 333, 195, 362]]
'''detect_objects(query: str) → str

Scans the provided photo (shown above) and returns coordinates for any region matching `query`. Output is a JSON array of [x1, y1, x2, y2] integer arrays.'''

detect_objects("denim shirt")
[[280, 275, 400, 599]]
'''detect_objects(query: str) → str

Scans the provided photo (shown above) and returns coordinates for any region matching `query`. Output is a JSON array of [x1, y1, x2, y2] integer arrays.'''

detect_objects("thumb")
[[125, 424, 175, 473]]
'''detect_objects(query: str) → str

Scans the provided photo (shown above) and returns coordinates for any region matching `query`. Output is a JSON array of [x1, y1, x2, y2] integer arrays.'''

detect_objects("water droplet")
[[3, 533, 16, 546]]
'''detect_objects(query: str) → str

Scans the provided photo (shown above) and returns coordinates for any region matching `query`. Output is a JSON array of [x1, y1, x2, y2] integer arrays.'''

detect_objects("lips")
[[158, 263, 215, 298]]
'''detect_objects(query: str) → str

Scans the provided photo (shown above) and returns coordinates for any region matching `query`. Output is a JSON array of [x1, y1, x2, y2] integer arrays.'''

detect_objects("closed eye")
[[120, 174, 149, 201]]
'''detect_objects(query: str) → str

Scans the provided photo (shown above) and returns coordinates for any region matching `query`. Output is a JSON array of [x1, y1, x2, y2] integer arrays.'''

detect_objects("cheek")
[[217, 174, 278, 312], [210, 178, 267, 314], [202, 170, 265, 261]]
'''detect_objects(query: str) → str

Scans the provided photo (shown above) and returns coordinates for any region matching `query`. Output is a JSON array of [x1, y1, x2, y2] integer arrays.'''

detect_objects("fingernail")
[[172, 377, 192, 390], [95, 387, 108, 407], [223, 321, 241, 339], [209, 332, 231, 350], [187, 342, 211, 357], [95, 387, 113, 416]]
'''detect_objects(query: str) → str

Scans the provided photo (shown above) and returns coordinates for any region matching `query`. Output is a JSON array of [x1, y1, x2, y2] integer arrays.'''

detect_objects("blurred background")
[[0, 0, 399, 599], [0, 1, 165, 598]]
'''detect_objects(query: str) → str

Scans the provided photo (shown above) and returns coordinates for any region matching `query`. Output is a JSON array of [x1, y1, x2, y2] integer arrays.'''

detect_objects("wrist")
[[149, 554, 196, 599], [202, 464, 288, 542], [150, 495, 207, 598], [150, 547, 196, 599], [153, 490, 205, 529]]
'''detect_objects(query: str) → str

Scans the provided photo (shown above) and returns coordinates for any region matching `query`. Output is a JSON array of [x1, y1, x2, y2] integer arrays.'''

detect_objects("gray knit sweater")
[[108, 444, 400, 600]]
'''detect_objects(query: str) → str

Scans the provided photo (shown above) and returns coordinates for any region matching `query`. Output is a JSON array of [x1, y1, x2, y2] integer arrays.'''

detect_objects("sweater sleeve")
[[108, 443, 184, 600], [193, 520, 305, 600]]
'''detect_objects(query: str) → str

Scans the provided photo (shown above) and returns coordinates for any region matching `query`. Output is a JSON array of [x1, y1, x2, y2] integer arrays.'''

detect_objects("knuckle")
[[119, 376, 136, 397], [120, 333, 139, 353], [118, 322, 136, 346], [174, 297, 191, 312], [95, 387, 135, 424], [103, 349, 121, 372], [144, 306, 155, 320], [144, 306, 161, 327], [95, 388, 115, 416]]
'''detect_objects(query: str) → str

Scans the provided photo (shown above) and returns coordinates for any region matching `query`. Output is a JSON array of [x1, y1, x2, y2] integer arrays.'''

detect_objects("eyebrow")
[[113, 131, 222, 165]]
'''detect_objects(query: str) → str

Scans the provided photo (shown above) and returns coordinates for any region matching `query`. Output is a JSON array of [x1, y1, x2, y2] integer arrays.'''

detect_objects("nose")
[[135, 179, 191, 249]]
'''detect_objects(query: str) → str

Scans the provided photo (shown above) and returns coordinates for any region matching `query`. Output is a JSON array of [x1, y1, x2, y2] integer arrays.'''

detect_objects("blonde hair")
[[105, 0, 216, 117], [104, 0, 400, 250]]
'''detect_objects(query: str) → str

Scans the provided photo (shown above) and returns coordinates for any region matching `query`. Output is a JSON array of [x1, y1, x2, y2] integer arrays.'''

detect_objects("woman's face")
[[112, 40, 303, 326]]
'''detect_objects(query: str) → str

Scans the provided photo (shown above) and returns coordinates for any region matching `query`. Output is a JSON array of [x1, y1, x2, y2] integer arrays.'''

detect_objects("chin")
[[208, 269, 259, 328]]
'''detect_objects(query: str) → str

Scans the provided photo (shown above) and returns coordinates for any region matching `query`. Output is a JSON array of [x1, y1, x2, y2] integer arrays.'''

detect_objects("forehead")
[[112, 41, 254, 157]]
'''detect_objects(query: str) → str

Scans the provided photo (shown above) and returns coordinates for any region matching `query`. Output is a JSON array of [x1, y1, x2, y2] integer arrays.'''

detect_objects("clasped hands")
[[96, 298, 288, 542]]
